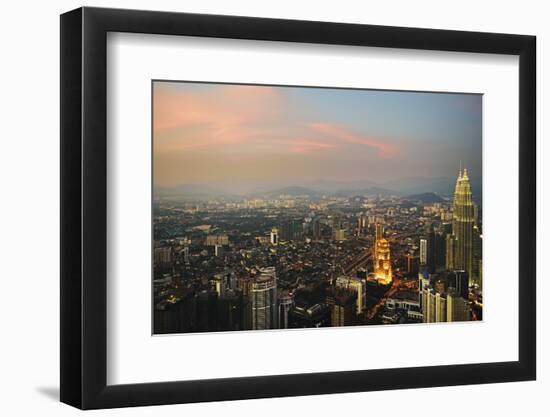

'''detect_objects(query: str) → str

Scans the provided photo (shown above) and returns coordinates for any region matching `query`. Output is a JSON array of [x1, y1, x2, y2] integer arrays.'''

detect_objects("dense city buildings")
[[153, 167, 482, 334]]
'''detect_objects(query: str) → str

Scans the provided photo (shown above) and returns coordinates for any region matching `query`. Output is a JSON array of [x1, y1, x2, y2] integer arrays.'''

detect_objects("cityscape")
[[152, 81, 483, 334]]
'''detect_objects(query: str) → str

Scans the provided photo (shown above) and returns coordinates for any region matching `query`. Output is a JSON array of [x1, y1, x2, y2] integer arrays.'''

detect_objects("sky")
[[153, 81, 482, 191]]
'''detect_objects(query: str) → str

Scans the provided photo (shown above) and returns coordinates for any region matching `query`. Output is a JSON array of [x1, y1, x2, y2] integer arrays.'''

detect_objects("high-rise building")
[[183, 246, 190, 264], [373, 224, 392, 285], [447, 290, 470, 322], [434, 224, 450, 272], [334, 229, 346, 241], [357, 214, 367, 235], [420, 226, 437, 273], [335, 275, 367, 314], [451, 167, 475, 285], [270, 227, 279, 245], [279, 219, 303, 242], [419, 237, 428, 266], [445, 233, 455, 270], [406, 252, 419, 276], [278, 292, 293, 329], [328, 288, 356, 326], [251, 267, 278, 330], [422, 288, 447, 323], [418, 271, 431, 310], [214, 244, 224, 257], [446, 270, 469, 300], [313, 218, 321, 241], [154, 247, 172, 266], [210, 274, 226, 298], [471, 225, 483, 288]]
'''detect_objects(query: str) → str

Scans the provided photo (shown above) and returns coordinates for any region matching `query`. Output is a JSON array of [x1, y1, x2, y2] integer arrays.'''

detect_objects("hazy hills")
[[155, 175, 482, 202]]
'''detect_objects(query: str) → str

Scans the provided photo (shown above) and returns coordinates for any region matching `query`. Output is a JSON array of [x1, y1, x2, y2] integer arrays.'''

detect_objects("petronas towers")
[[447, 167, 480, 287]]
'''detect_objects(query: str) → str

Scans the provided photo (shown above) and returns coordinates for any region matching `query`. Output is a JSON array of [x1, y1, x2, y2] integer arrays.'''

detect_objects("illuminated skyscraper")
[[451, 167, 475, 284], [373, 224, 392, 285], [251, 267, 278, 330]]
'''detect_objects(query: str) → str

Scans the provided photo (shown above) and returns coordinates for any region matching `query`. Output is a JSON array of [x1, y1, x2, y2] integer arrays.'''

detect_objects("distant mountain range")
[[405, 192, 446, 203], [155, 175, 482, 202]]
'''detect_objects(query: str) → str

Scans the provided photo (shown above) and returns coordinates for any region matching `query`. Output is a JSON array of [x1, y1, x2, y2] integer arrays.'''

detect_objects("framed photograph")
[[60, 7, 536, 409]]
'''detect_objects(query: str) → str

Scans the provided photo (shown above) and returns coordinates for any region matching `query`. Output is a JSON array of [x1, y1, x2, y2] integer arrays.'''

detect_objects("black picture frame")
[[60, 6, 536, 410]]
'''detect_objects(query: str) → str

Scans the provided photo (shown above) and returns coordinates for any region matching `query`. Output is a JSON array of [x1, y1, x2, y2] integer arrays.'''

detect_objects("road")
[[366, 273, 418, 320]]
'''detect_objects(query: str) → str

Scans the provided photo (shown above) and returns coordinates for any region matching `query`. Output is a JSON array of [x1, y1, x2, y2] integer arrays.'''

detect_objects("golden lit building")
[[450, 167, 475, 285], [373, 223, 392, 285]]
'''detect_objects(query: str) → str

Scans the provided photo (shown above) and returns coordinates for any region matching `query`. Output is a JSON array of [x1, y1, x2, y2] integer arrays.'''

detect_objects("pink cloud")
[[287, 139, 337, 154], [308, 122, 399, 158], [154, 84, 284, 131], [153, 83, 400, 161], [154, 84, 290, 153]]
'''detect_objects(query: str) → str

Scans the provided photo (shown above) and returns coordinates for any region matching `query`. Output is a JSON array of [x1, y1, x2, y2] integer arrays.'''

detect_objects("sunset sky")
[[153, 81, 482, 191]]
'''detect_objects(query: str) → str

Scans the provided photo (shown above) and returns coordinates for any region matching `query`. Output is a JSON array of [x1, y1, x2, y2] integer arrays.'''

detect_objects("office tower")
[[210, 274, 227, 298], [406, 252, 419, 276], [278, 292, 293, 329], [471, 225, 483, 288], [270, 227, 279, 245], [445, 233, 455, 270], [434, 224, 449, 272], [422, 287, 446, 323], [427, 225, 436, 273], [196, 290, 219, 332], [251, 267, 278, 330], [332, 215, 341, 240], [183, 246, 190, 264], [328, 288, 357, 326], [434, 292, 447, 322], [211, 270, 237, 297], [334, 229, 346, 241], [313, 218, 321, 241], [154, 247, 172, 266], [420, 226, 436, 273], [280, 220, 291, 242], [373, 223, 392, 285], [419, 237, 428, 266], [279, 219, 303, 241], [452, 167, 475, 284], [335, 275, 367, 314], [446, 270, 469, 300], [217, 290, 244, 331], [446, 290, 470, 322], [418, 271, 431, 310], [237, 276, 253, 330], [227, 271, 237, 291], [357, 214, 367, 235], [292, 219, 304, 241], [214, 244, 224, 257]]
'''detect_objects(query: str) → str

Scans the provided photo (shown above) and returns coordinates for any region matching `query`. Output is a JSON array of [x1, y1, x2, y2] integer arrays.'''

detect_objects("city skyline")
[[153, 81, 482, 192], [152, 81, 482, 335]]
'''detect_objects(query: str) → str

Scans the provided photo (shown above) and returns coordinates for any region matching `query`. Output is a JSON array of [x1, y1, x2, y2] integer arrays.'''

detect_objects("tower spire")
[[459, 160, 463, 178]]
